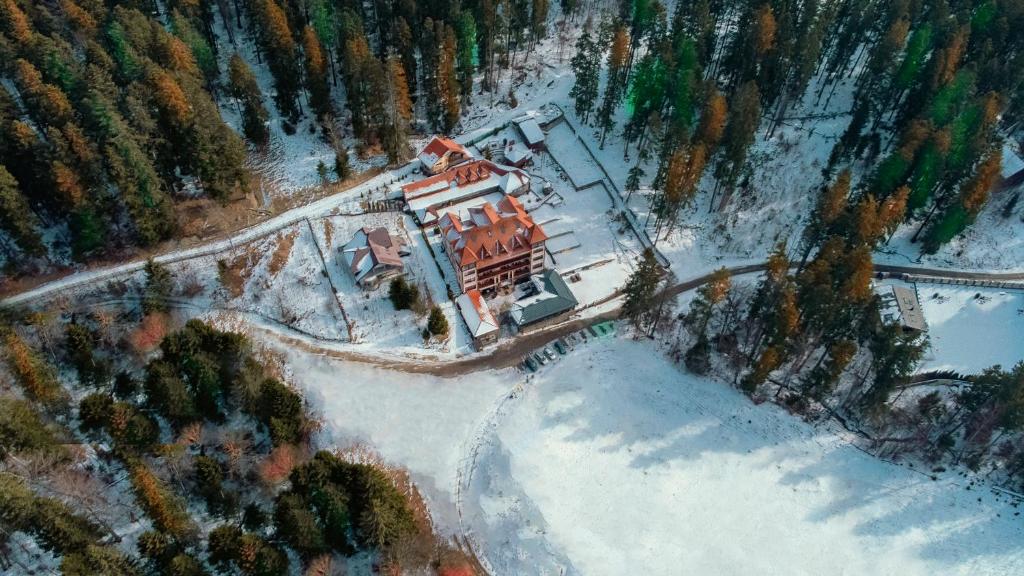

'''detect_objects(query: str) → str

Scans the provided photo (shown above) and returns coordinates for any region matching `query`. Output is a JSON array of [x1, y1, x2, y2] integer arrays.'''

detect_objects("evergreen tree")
[[335, 143, 351, 180], [254, 0, 302, 122], [798, 169, 850, 268], [597, 24, 630, 148], [712, 80, 761, 210], [142, 259, 173, 315], [569, 30, 600, 124], [427, 305, 449, 337], [456, 11, 477, 99], [438, 25, 462, 131], [0, 164, 43, 257], [381, 56, 413, 163], [621, 248, 662, 331], [66, 323, 111, 387], [228, 54, 268, 143], [303, 26, 332, 119]]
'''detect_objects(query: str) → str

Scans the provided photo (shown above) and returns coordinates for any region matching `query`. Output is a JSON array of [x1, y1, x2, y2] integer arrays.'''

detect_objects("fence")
[[899, 273, 1024, 291], [546, 103, 671, 268]]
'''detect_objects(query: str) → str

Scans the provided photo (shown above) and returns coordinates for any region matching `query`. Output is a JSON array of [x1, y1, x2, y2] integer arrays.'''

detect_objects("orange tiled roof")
[[403, 159, 503, 195], [439, 195, 546, 267], [420, 136, 467, 161]]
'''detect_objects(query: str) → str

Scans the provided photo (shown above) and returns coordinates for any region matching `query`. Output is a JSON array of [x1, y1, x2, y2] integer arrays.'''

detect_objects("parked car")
[[554, 340, 567, 355], [543, 347, 556, 360], [587, 326, 599, 337], [523, 356, 538, 372], [534, 352, 548, 366]]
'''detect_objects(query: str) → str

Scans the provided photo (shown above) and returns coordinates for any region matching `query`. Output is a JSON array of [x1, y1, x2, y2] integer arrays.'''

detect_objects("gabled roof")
[[403, 159, 531, 225], [439, 195, 546, 267], [417, 136, 471, 170], [342, 227, 405, 284], [511, 270, 578, 326], [456, 289, 499, 338]]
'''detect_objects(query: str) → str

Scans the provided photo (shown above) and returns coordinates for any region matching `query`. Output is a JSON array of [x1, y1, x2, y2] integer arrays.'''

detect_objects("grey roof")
[[511, 270, 578, 326], [892, 285, 928, 332], [515, 116, 545, 146]]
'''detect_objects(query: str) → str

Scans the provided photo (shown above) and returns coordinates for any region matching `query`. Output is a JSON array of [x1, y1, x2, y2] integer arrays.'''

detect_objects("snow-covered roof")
[[417, 136, 472, 171], [403, 159, 530, 225], [504, 143, 533, 165], [1001, 142, 1024, 178], [511, 270, 578, 326], [342, 227, 405, 284], [456, 289, 499, 338], [514, 116, 545, 146], [877, 284, 927, 332]]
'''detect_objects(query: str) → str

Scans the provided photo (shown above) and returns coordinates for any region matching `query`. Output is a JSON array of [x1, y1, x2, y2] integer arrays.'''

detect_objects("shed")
[[514, 116, 545, 150], [891, 285, 928, 333]]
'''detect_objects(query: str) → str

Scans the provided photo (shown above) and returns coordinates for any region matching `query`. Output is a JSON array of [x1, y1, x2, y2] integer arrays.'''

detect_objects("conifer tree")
[[531, 0, 549, 44], [622, 248, 662, 331], [569, 30, 600, 124], [438, 25, 462, 131], [712, 80, 761, 210], [0, 164, 43, 257], [597, 24, 630, 147], [922, 148, 1002, 253], [254, 0, 302, 122], [798, 169, 850, 268], [427, 306, 449, 337], [656, 144, 707, 238], [395, 17, 417, 95], [379, 57, 413, 164], [303, 26, 332, 120], [142, 259, 173, 315], [456, 11, 477, 99], [229, 54, 270, 145]]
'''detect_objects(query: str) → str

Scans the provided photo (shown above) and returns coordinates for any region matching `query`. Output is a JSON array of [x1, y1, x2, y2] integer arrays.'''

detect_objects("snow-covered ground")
[[280, 347, 512, 531], [277, 333, 1024, 576], [917, 285, 1024, 373], [309, 212, 473, 354], [465, 338, 1024, 575], [883, 202, 1024, 273]]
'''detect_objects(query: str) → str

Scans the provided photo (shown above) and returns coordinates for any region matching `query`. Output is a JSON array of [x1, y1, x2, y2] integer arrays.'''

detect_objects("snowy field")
[[280, 347, 511, 531], [277, 334, 1024, 576], [917, 285, 1024, 373], [464, 339, 1024, 575]]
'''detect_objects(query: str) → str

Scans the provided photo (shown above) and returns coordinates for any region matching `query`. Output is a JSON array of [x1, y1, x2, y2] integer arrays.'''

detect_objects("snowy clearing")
[[279, 347, 512, 531], [276, 333, 1024, 576], [917, 285, 1024, 373], [461, 339, 1024, 575]]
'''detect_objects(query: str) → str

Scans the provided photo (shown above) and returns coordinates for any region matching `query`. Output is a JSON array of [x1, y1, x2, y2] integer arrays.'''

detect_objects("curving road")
[[109, 261, 1019, 378]]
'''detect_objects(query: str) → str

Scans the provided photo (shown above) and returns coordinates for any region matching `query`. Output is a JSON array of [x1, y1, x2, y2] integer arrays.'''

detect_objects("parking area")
[[521, 320, 617, 373]]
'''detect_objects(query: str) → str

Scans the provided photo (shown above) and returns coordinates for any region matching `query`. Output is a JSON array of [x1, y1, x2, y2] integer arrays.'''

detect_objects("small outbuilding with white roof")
[[456, 289, 500, 349], [514, 116, 545, 150]]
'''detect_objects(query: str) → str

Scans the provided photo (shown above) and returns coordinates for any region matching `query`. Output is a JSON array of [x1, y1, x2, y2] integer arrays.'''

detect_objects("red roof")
[[419, 136, 469, 163], [439, 195, 546, 267], [404, 159, 498, 196]]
